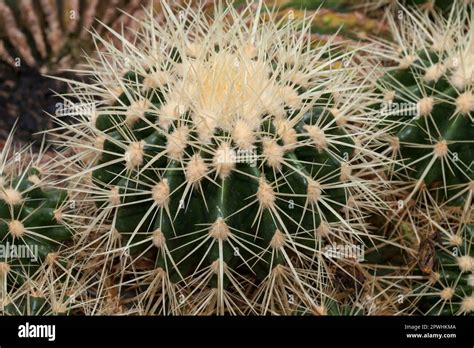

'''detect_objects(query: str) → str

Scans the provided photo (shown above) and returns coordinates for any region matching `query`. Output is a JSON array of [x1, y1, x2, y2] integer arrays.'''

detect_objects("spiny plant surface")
[[369, 4, 473, 208], [48, 0, 393, 315], [364, 2, 473, 316], [0, 128, 75, 310], [0, 131, 100, 316], [405, 203, 473, 315], [369, 180, 473, 315], [0, 1, 195, 145], [0, 249, 99, 315]]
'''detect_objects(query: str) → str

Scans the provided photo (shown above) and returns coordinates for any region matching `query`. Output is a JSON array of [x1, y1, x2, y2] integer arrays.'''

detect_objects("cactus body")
[[407, 206, 474, 315], [0, 133, 71, 288], [373, 4, 473, 207], [368, 3, 474, 316], [49, 1, 391, 315], [424, 222, 474, 315]]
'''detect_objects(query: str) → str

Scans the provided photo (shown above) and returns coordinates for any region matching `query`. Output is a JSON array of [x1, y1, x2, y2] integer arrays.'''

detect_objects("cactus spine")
[[47, 1, 393, 315], [368, 3, 473, 315]]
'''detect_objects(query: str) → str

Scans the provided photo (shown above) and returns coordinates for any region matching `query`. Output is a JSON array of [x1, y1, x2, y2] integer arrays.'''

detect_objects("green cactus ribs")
[[0, 0, 185, 144], [374, 5, 474, 207], [1, 291, 71, 315], [429, 223, 474, 315], [2, 294, 49, 315], [0, 140, 72, 288], [48, 0, 392, 315], [95, 104, 356, 280], [380, 68, 473, 205], [365, 2, 474, 317], [0, 255, 81, 315]]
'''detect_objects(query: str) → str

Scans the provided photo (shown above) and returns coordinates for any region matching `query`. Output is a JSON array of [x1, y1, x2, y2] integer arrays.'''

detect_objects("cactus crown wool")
[[0, 0, 470, 318], [47, 0, 396, 315]]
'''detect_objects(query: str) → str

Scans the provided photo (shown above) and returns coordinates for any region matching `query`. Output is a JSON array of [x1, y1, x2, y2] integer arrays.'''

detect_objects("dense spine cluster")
[[0, 0, 471, 317], [0, 132, 71, 283], [372, 5, 473, 207], [0, 129, 83, 315], [368, 3, 473, 315], [48, 1, 393, 315], [410, 208, 474, 315]]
